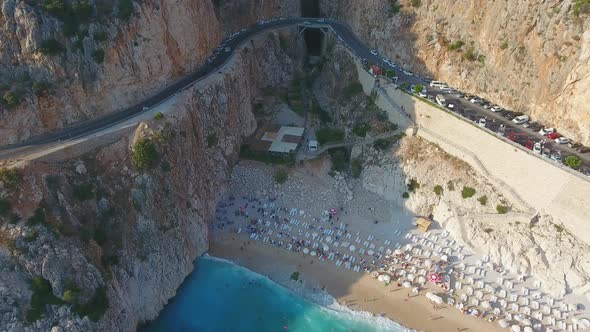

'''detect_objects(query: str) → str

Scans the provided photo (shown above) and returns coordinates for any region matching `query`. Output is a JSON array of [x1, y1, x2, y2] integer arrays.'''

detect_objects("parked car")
[[370, 49, 378, 55], [568, 142, 582, 149], [512, 115, 530, 125], [528, 123, 542, 131], [555, 137, 571, 144], [497, 124, 506, 136], [547, 132, 561, 139], [225, 46, 231, 52], [578, 146, 590, 154], [542, 148, 551, 158], [533, 142, 542, 154], [522, 121, 535, 128], [491, 106, 503, 112], [478, 118, 487, 128], [538, 128, 555, 136], [483, 103, 493, 109], [550, 151, 562, 163]]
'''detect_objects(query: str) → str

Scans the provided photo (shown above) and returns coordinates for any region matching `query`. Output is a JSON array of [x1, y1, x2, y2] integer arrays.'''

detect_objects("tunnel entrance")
[[300, 0, 319, 17], [300, 0, 324, 56]]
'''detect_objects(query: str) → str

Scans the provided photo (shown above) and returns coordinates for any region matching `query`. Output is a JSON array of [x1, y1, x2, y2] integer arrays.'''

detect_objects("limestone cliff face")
[[0, 28, 300, 331], [0, 0, 299, 144], [321, 0, 590, 144]]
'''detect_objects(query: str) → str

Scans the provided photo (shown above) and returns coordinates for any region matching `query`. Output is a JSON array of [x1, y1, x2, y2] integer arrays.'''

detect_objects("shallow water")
[[141, 256, 411, 332]]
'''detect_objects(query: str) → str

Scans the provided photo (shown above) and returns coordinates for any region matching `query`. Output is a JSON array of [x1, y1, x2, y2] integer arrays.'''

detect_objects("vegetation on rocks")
[[132, 138, 159, 170], [564, 155, 582, 169], [2, 91, 19, 108], [496, 205, 508, 214], [72, 287, 109, 322], [572, 0, 590, 16], [328, 147, 349, 172], [0, 167, 19, 189], [351, 158, 362, 178], [477, 195, 488, 205], [92, 49, 105, 64], [316, 128, 344, 145], [207, 133, 218, 147], [407, 178, 420, 192], [73, 182, 96, 201], [26, 277, 64, 323], [341, 82, 363, 100], [461, 186, 476, 198], [273, 168, 288, 184], [39, 39, 64, 55], [433, 185, 443, 196], [352, 122, 371, 137]]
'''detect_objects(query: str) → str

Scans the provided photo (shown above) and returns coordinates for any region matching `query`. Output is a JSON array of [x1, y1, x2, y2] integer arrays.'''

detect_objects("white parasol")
[[405, 244, 413, 251], [382, 274, 391, 283], [481, 301, 491, 309], [407, 274, 416, 282], [522, 319, 532, 326], [312, 232, 318, 238], [402, 281, 412, 288], [323, 244, 329, 251], [511, 325, 521, 332], [303, 248, 309, 254], [441, 254, 449, 261], [349, 244, 356, 251], [367, 249, 375, 255], [325, 236, 332, 242], [424, 259, 433, 267], [394, 249, 403, 255], [418, 276, 427, 284], [498, 319, 509, 328], [310, 251, 317, 256]]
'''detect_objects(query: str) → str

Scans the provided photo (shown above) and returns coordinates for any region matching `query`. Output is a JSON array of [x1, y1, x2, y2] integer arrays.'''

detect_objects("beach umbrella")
[[407, 274, 416, 282], [424, 259, 433, 267], [511, 326, 521, 332], [323, 244, 329, 251], [312, 232, 318, 238], [482, 301, 491, 309], [378, 274, 386, 282], [303, 248, 309, 254], [498, 319, 509, 328], [325, 236, 332, 242], [368, 249, 375, 255], [342, 242, 350, 247], [523, 327, 533, 332], [310, 251, 317, 256], [349, 245, 356, 251], [522, 319, 532, 326], [405, 244, 413, 251], [412, 287, 419, 294], [418, 276, 427, 284], [402, 281, 412, 288], [394, 249, 403, 255], [382, 274, 391, 283], [441, 254, 449, 262], [579, 318, 590, 328]]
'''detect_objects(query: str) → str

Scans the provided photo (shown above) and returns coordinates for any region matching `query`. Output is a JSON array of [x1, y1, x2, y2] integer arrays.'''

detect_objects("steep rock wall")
[[321, 0, 590, 144], [0, 28, 300, 332], [0, 0, 299, 144]]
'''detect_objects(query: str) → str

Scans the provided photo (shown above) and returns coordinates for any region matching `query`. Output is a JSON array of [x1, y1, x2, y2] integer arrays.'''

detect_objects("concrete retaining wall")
[[377, 85, 590, 244]]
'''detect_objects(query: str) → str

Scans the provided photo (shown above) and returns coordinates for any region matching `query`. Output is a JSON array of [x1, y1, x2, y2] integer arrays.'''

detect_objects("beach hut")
[[416, 217, 432, 232]]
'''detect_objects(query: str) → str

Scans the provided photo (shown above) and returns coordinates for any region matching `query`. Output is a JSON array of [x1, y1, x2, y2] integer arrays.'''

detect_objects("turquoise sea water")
[[142, 256, 411, 332]]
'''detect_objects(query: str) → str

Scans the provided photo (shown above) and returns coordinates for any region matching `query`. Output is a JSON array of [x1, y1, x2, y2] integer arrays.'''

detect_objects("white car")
[[469, 98, 483, 104], [538, 128, 554, 136], [418, 91, 427, 98], [478, 118, 487, 128], [555, 137, 571, 145], [491, 106, 503, 112], [370, 49, 378, 55], [512, 115, 530, 125], [533, 142, 542, 154], [224, 47, 231, 52], [447, 103, 455, 109]]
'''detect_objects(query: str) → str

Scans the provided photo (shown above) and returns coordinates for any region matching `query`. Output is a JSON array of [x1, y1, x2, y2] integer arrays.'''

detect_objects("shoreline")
[[210, 233, 503, 332]]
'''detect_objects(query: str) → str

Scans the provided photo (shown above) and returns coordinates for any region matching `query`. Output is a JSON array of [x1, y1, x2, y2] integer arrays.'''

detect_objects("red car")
[[547, 132, 561, 139]]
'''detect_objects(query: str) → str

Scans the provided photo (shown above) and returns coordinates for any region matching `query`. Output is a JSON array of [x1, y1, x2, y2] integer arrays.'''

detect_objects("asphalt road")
[[1, 16, 588, 179]]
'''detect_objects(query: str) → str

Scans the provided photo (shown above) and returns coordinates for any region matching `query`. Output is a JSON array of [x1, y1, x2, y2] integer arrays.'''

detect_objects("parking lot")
[[357, 50, 590, 178]]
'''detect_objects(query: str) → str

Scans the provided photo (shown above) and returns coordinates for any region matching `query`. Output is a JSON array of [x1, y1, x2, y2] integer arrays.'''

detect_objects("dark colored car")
[[578, 146, 590, 154]]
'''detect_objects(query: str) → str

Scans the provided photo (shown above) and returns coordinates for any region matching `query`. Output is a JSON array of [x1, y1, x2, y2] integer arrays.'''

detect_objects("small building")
[[260, 126, 305, 153], [415, 217, 432, 232]]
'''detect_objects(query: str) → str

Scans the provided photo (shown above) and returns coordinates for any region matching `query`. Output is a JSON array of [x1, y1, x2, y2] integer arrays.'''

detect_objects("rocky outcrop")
[[357, 136, 590, 300], [321, 0, 590, 144], [0, 27, 300, 331], [0, 0, 299, 144]]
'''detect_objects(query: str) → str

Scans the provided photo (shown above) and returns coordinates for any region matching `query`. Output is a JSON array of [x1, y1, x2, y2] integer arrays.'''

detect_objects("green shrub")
[[341, 82, 363, 100], [206, 133, 218, 147], [92, 49, 105, 64], [328, 148, 349, 172], [9, 212, 20, 224], [477, 54, 486, 64], [93, 31, 108, 42], [461, 186, 476, 198], [449, 41, 464, 51], [564, 155, 582, 169], [500, 41, 509, 50], [388, 1, 401, 16], [553, 224, 564, 232], [154, 112, 164, 120], [26, 276, 63, 323], [400, 82, 410, 91], [0, 167, 19, 189], [273, 168, 288, 184], [27, 208, 46, 226], [132, 138, 159, 169], [496, 205, 508, 214], [0, 199, 11, 215], [352, 122, 371, 137], [573, 0, 590, 16], [118, 0, 134, 21], [71, 0, 92, 22], [32, 81, 52, 95], [351, 159, 362, 178], [463, 47, 477, 61], [290, 271, 300, 281], [477, 195, 488, 205], [73, 287, 109, 322], [316, 128, 344, 145], [433, 185, 443, 196], [160, 160, 171, 172], [42, 0, 67, 17], [39, 39, 64, 55], [413, 84, 424, 94], [63, 290, 77, 303], [410, 0, 421, 7], [407, 178, 420, 192], [2, 91, 19, 108], [73, 182, 95, 201], [402, 192, 409, 198], [373, 138, 393, 151]]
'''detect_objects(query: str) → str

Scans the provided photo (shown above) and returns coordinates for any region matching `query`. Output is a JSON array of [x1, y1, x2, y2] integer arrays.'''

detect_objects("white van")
[[430, 81, 447, 88], [308, 140, 318, 152], [512, 115, 529, 125]]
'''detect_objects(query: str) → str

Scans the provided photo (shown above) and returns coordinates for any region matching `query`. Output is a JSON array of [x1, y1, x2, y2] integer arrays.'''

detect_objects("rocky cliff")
[[321, 0, 590, 144], [0, 26, 300, 331], [0, 0, 299, 144]]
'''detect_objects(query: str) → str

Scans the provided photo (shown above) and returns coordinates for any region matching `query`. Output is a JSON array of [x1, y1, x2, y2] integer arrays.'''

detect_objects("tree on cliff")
[[132, 138, 159, 170]]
